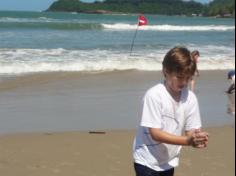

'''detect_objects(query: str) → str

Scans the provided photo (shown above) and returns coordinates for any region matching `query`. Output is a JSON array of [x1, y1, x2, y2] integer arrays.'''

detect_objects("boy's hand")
[[188, 129, 209, 148]]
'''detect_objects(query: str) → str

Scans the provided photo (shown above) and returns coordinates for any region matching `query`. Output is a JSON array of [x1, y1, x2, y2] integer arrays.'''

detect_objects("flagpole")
[[130, 15, 147, 56], [130, 24, 139, 56]]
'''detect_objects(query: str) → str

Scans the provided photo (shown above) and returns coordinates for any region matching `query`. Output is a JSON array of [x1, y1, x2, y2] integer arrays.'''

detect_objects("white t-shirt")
[[133, 83, 202, 171]]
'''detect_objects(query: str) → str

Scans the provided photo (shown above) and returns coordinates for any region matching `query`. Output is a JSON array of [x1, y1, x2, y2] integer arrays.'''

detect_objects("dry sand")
[[0, 126, 234, 176]]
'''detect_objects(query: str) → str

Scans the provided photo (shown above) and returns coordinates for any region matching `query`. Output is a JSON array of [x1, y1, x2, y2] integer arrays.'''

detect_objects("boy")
[[133, 47, 209, 176]]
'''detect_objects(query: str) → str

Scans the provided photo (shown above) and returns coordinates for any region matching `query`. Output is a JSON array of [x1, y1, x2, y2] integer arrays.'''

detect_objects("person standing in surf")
[[190, 50, 200, 92], [226, 70, 235, 116]]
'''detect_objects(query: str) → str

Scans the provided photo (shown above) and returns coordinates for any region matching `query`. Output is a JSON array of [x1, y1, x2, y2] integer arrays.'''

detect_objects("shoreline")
[[0, 69, 233, 90], [0, 70, 234, 135], [1, 10, 235, 19], [46, 10, 235, 18]]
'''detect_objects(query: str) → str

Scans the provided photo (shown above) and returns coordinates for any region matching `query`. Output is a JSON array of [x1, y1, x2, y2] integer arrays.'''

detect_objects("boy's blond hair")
[[162, 47, 196, 77]]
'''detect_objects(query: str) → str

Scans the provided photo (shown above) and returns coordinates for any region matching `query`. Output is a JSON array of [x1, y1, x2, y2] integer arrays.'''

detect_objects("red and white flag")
[[130, 15, 148, 55], [138, 15, 148, 26]]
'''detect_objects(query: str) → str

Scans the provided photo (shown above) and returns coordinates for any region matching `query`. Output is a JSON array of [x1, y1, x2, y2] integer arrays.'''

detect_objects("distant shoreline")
[[0, 10, 234, 19], [46, 10, 235, 19]]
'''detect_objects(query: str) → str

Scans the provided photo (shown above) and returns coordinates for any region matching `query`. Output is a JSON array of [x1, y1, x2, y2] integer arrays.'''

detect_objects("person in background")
[[226, 70, 235, 94], [133, 47, 209, 176], [190, 50, 200, 92], [226, 70, 235, 116]]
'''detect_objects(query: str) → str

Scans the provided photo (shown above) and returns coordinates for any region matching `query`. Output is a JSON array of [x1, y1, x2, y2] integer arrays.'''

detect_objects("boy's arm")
[[149, 128, 208, 148]]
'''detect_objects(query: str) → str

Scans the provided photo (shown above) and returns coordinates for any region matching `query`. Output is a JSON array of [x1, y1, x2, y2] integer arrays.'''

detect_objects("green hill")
[[205, 0, 235, 17], [47, 0, 204, 15], [47, 0, 235, 17]]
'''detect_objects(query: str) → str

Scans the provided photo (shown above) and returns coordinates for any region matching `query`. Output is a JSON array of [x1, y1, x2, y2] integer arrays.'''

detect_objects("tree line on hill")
[[47, 0, 235, 18], [207, 0, 235, 17]]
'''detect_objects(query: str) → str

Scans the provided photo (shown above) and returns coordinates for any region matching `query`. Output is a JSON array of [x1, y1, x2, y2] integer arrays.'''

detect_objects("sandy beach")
[[0, 126, 234, 176], [0, 70, 235, 175]]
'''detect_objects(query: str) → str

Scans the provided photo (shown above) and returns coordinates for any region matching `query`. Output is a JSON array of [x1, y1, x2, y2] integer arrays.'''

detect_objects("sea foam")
[[102, 23, 235, 31], [0, 47, 234, 75]]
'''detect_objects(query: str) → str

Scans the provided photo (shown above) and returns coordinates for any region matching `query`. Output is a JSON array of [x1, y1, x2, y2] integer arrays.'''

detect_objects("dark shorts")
[[134, 163, 174, 176]]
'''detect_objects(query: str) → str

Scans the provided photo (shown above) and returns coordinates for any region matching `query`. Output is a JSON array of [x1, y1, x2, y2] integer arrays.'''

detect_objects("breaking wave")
[[0, 47, 234, 75], [0, 17, 234, 31], [102, 23, 235, 31]]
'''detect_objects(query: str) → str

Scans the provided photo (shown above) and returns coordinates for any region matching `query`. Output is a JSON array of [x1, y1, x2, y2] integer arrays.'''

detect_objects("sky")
[[0, 0, 213, 12]]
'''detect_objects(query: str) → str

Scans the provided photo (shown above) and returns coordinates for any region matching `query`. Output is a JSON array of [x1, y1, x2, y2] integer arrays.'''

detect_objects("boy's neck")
[[164, 82, 182, 102]]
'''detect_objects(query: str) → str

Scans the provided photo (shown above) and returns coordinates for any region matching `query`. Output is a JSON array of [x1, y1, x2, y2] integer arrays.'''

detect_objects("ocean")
[[0, 11, 235, 76], [0, 11, 235, 134]]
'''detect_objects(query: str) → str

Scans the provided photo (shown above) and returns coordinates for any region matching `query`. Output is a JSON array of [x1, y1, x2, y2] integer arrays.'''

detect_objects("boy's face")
[[164, 70, 192, 93]]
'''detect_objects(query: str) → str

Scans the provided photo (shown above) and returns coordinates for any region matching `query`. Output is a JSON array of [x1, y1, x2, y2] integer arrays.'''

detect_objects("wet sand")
[[0, 126, 234, 176], [0, 70, 234, 134]]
